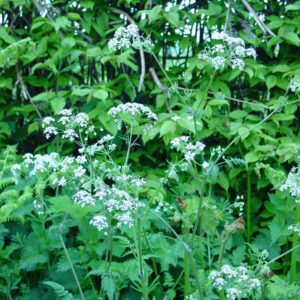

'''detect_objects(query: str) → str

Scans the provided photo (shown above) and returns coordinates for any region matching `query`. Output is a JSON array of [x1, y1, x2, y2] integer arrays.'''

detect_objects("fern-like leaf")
[[44, 281, 74, 300]]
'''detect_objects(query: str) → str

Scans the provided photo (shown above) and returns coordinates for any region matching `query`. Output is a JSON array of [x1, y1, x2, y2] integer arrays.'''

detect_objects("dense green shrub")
[[0, 0, 300, 299]]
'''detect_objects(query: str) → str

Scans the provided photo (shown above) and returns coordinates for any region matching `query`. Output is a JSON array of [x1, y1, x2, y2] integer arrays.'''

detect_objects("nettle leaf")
[[268, 216, 289, 244], [102, 275, 115, 300], [44, 281, 73, 300]]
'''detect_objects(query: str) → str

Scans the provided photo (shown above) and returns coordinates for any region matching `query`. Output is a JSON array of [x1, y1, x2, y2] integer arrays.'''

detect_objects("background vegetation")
[[0, 0, 300, 299]]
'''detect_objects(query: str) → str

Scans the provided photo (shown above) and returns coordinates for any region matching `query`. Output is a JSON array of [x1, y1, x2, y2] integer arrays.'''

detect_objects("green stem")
[[105, 225, 113, 273], [188, 251, 204, 300], [218, 233, 229, 271], [42, 193, 85, 300], [191, 178, 207, 243], [151, 53, 187, 105], [183, 226, 190, 298], [57, 231, 86, 300], [290, 203, 300, 283], [247, 171, 251, 244], [137, 218, 148, 300], [124, 119, 133, 167]]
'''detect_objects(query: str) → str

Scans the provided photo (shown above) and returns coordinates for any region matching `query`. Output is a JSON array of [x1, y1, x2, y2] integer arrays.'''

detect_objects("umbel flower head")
[[280, 166, 300, 198], [108, 102, 158, 130], [198, 32, 257, 71], [108, 24, 154, 52]]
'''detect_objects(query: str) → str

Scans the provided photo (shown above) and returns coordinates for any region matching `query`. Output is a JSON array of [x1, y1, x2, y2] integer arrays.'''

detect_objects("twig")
[[240, 0, 276, 37], [149, 68, 172, 113], [111, 8, 146, 92], [224, 2, 231, 33], [15, 64, 42, 119], [149, 67, 270, 110]]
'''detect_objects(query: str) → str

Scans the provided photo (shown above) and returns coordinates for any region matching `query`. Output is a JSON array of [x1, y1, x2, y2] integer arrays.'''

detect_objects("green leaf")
[[284, 32, 300, 46], [159, 121, 175, 137], [102, 276, 115, 300], [208, 99, 229, 106], [217, 171, 229, 191], [149, 6, 161, 24], [0, 27, 16, 44], [165, 10, 180, 28], [32, 91, 55, 102], [50, 97, 66, 114], [54, 16, 68, 32], [72, 88, 91, 97], [68, 12, 81, 21], [245, 151, 260, 163], [94, 90, 108, 101], [177, 117, 195, 134], [229, 110, 248, 119], [266, 75, 277, 89], [86, 47, 101, 58]]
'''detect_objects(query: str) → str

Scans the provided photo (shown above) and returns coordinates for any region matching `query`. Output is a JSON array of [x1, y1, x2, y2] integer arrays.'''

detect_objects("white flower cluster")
[[73, 190, 95, 207], [108, 102, 158, 129], [108, 24, 154, 52], [288, 222, 300, 236], [33, 199, 44, 215], [170, 136, 206, 163], [279, 166, 300, 198], [233, 195, 244, 217], [209, 265, 261, 299], [11, 152, 92, 188], [289, 76, 300, 93], [90, 215, 109, 232], [88, 184, 144, 232], [42, 110, 96, 142], [86, 134, 116, 156], [198, 32, 257, 71]]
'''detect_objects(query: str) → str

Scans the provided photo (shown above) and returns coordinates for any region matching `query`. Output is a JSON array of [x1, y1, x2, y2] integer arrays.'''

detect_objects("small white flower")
[[90, 215, 109, 232], [74, 113, 89, 128], [171, 115, 180, 122], [44, 126, 58, 139], [231, 58, 245, 70], [42, 117, 55, 128], [58, 176, 67, 186], [11, 163, 21, 177], [59, 109, 72, 116], [76, 155, 87, 164], [202, 161, 209, 169], [74, 166, 86, 177], [226, 288, 241, 300], [212, 44, 225, 53], [73, 190, 95, 207], [211, 56, 226, 70], [62, 129, 78, 142]]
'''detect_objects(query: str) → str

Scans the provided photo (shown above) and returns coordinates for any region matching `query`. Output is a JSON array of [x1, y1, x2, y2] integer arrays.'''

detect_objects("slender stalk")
[[142, 227, 163, 291], [188, 251, 204, 300], [191, 178, 207, 243], [247, 171, 251, 244], [41, 191, 85, 300], [218, 233, 229, 270], [57, 232, 86, 300], [124, 119, 133, 167], [214, 106, 281, 165], [290, 203, 300, 283], [137, 218, 148, 300], [183, 226, 190, 298]]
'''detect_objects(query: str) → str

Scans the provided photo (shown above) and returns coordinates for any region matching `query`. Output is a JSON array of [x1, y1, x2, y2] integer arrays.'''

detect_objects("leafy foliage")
[[0, 0, 300, 299]]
